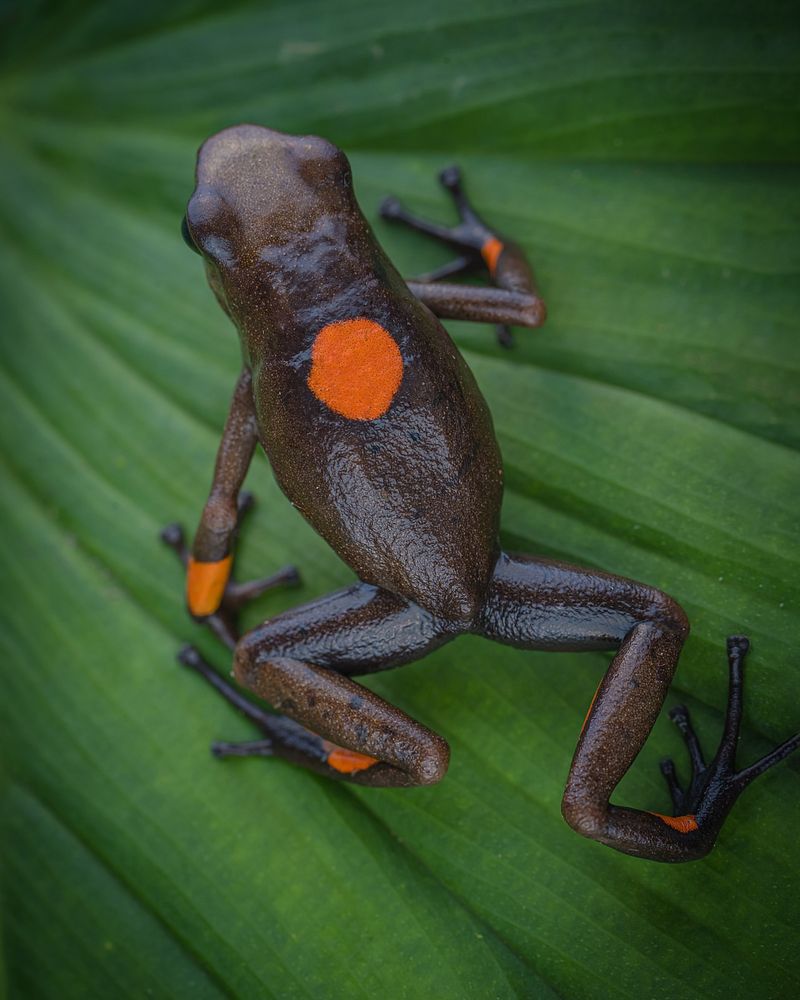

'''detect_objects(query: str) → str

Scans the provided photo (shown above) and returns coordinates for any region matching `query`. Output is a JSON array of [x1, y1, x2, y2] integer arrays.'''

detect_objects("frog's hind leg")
[[380, 166, 545, 344], [160, 491, 299, 650], [182, 582, 456, 787], [476, 552, 799, 862]]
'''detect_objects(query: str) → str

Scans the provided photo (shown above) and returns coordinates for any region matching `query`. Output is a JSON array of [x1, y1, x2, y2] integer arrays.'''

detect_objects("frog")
[[161, 124, 798, 863]]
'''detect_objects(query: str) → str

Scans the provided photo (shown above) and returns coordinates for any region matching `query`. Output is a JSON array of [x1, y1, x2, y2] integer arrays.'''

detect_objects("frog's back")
[[252, 277, 503, 624]]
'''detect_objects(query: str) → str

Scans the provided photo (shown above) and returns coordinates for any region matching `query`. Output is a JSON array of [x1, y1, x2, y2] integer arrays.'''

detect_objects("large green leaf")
[[1, 2, 798, 997]]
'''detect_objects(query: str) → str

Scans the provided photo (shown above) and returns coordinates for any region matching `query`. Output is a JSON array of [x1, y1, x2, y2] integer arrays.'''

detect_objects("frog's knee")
[[232, 630, 267, 689], [412, 732, 450, 786], [561, 792, 606, 841], [651, 592, 690, 639]]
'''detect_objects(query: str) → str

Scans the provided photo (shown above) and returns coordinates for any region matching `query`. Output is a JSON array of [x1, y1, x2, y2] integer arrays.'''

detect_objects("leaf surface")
[[1, 2, 798, 997]]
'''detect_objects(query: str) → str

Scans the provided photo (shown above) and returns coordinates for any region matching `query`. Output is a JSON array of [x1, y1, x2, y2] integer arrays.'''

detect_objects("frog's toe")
[[236, 489, 255, 519], [438, 165, 462, 189], [224, 564, 301, 610], [379, 195, 405, 220], [160, 521, 188, 566]]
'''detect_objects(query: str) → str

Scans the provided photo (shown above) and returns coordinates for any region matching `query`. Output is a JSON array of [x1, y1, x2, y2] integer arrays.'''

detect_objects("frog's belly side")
[[255, 341, 503, 623]]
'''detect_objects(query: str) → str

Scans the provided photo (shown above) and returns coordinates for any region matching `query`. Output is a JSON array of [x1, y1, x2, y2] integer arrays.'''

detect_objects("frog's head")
[[181, 124, 357, 321]]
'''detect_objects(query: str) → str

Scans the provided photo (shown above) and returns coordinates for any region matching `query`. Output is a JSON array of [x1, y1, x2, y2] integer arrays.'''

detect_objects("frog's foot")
[[177, 645, 380, 777], [379, 165, 498, 278], [160, 492, 300, 650], [658, 636, 800, 838]]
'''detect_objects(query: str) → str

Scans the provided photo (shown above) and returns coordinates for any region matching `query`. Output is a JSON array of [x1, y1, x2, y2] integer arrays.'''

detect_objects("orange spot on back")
[[187, 555, 232, 617], [325, 744, 379, 774], [307, 318, 403, 421], [481, 236, 504, 275], [650, 811, 699, 834]]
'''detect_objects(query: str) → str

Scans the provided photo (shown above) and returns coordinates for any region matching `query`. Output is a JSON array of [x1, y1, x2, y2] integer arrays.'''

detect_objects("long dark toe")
[[669, 705, 706, 774], [496, 324, 514, 348], [226, 564, 301, 610], [160, 522, 189, 567], [659, 757, 684, 810], [281, 565, 301, 586], [237, 490, 255, 518], [727, 635, 750, 658], [177, 644, 203, 669], [160, 523, 183, 546], [379, 191, 473, 246], [439, 165, 462, 189], [211, 738, 275, 759], [380, 196, 405, 220], [660, 757, 677, 779], [735, 731, 800, 785], [715, 636, 748, 764], [205, 612, 239, 651], [725, 635, 748, 691]]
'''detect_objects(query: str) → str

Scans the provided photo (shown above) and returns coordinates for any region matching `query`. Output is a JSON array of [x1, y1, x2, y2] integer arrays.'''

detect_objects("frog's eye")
[[181, 215, 201, 254]]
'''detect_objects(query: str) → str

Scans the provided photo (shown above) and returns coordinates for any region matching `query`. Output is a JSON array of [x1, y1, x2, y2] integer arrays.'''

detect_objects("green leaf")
[[1, 2, 798, 997]]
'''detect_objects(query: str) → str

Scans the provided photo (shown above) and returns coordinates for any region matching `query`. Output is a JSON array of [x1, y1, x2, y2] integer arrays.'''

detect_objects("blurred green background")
[[1, 1, 798, 997]]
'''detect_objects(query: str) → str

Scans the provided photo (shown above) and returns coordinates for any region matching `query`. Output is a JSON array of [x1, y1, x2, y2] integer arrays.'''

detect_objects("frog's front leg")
[[380, 166, 545, 344], [182, 583, 456, 786], [479, 553, 800, 862], [160, 368, 298, 648]]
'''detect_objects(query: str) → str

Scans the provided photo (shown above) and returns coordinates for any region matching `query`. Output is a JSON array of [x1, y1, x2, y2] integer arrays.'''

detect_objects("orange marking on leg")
[[580, 680, 602, 736], [307, 318, 403, 421], [649, 811, 699, 834], [323, 741, 379, 774], [481, 236, 504, 275], [186, 554, 232, 616]]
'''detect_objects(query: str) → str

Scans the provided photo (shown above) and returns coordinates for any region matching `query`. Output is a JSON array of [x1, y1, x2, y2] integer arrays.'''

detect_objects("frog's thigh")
[[233, 582, 455, 787], [478, 550, 684, 650]]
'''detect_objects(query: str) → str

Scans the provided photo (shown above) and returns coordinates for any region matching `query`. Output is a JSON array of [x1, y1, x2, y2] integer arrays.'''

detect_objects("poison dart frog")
[[162, 124, 798, 862]]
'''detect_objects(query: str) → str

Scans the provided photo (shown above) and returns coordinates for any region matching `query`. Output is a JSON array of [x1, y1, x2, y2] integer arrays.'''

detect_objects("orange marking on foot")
[[650, 811, 699, 834], [481, 236, 504, 275], [307, 318, 403, 421], [186, 554, 232, 616], [324, 743, 379, 774]]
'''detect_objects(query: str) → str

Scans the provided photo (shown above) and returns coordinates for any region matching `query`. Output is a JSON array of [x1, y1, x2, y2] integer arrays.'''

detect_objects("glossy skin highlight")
[[162, 125, 799, 863]]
